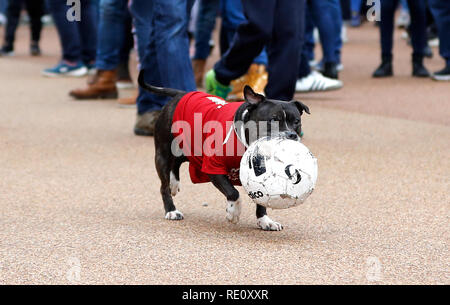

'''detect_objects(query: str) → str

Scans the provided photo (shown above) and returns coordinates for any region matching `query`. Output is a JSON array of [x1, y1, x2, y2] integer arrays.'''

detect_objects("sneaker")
[[205, 69, 231, 99], [432, 65, 450, 81], [134, 110, 161, 136], [30, 42, 41, 56], [42, 61, 88, 77], [0, 44, 14, 56], [295, 71, 343, 93]]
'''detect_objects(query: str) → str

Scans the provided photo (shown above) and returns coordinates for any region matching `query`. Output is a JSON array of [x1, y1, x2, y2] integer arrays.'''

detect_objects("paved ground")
[[0, 23, 449, 284]]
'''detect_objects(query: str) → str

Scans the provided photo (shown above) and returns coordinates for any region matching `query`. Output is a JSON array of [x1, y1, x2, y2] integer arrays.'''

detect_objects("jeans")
[[129, 0, 196, 114], [0, 0, 7, 14], [219, 0, 267, 66], [350, 0, 361, 12], [193, 0, 219, 60], [4, 0, 44, 46], [379, 0, 427, 59], [214, 0, 305, 101], [95, 0, 131, 70], [46, 0, 98, 64], [308, 0, 343, 64], [428, 0, 450, 66]]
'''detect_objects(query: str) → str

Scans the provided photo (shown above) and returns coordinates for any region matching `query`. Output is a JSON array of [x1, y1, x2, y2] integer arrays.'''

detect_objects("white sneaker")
[[295, 71, 343, 93]]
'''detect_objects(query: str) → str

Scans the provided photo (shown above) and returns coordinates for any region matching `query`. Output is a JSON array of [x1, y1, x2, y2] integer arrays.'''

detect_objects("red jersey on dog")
[[172, 91, 246, 185]]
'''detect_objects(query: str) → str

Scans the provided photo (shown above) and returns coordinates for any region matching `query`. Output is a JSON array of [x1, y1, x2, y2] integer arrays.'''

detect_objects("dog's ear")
[[294, 100, 310, 115], [243, 85, 264, 105]]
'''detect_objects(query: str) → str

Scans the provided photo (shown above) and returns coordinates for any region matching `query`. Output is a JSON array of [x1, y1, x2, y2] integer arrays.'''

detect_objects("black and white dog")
[[138, 71, 310, 231]]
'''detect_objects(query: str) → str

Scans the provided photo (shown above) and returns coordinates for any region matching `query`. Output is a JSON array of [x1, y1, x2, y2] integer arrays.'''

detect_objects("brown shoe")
[[228, 73, 249, 101], [192, 58, 206, 88], [69, 69, 118, 100], [134, 110, 161, 136], [247, 63, 268, 95], [118, 93, 137, 108]]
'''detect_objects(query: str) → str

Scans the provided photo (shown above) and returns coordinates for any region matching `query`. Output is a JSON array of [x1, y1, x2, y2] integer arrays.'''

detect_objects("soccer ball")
[[239, 136, 318, 209]]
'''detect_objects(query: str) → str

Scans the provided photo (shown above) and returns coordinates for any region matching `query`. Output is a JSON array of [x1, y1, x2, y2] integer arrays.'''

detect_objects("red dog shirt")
[[172, 91, 246, 185]]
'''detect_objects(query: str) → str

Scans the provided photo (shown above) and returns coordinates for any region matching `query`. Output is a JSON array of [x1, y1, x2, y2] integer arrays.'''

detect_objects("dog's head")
[[234, 86, 310, 146]]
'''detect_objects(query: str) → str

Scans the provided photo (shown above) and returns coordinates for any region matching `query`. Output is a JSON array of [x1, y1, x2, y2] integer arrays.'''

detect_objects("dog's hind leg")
[[155, 150, 184, 220]]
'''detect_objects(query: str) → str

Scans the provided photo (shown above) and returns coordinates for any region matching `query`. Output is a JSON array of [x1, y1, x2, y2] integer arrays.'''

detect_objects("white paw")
[[169, 172, 180, 196], [165, 210, 184, 220], [257, 215, 283, 231], [226, 197, 242, 224]]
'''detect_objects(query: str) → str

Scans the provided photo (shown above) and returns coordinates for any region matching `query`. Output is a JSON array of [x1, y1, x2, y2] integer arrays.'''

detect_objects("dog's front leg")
[[209, 174, 241, 224]]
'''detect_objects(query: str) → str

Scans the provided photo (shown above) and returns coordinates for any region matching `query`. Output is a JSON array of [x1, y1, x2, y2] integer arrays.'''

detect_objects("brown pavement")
[[0, 24, 449, 284]]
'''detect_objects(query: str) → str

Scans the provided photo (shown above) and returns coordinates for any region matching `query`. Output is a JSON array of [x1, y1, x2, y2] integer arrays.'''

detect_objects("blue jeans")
[[193, 0, 219, 60], [219, 0, 267, 66], [429, 0, 450, 66], [129, 0, 196, 114], [95, 0, 131, 70], [46, 0, 98, 64], [0, 0, 7, 14]]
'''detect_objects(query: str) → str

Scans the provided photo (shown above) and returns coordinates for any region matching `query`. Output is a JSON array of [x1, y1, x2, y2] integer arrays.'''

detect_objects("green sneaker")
[[205, 69, 231, 99]]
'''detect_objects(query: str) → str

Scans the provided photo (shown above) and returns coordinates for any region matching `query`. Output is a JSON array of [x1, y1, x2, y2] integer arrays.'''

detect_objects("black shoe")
[[30, 42, 41, 56], [432, 65, 450, 81], [372, 59, 393, 78], [0, 44, 14, 56], [412, 55, 430, 78], [323, 62, 338, 79]]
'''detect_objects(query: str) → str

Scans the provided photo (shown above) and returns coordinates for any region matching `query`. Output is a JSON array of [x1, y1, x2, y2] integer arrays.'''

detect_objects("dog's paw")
[[226, 198, 242, 224], [165, 210, 184, 220], [170, 172, 181, 197], [257, 215, 283, 231]]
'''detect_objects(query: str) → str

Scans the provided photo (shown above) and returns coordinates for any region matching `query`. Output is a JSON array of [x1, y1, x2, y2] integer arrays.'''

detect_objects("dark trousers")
[[428, 0, 450, 66], [214, 0, 305, 101], [4, 0, 44, 46], [379, 0, 427, 59], [46, 0, 98, 64]]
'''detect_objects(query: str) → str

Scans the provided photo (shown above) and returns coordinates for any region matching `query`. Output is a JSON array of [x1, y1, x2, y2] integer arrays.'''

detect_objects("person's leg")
[[69, 0, 129, 100], [310, 0, 338, 64], [152, 0, 196, 93], [193, 0, 218, 60], [213, 0, 276, 86], [25, 0, 44, 44], [77, 0, 98, 66], [46, 0, 82, 62], [428, 0, 450, 79], [303, 2, 316, 63], [95, 0, 128, 71], [265, 0, 304, 100], [407, 0, 429, 77], [3, 0, 23, 49], [192, 0, 219, 87], [379, 0, 398, 59], [407, 0, 427, 58]]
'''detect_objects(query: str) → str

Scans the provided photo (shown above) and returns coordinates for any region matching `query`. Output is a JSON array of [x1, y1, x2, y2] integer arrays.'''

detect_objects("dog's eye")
[[294, 119, 300, 125]]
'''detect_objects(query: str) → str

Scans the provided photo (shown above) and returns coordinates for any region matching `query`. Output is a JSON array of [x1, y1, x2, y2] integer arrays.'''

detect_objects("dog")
[[138, 71, 310, 231]]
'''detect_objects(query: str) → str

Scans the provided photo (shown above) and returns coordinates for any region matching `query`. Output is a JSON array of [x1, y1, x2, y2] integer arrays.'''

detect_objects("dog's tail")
[[138, 70, 185, 97]]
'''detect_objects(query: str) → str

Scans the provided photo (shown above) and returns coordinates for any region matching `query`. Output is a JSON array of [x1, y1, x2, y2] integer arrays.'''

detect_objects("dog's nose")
[[286, 131, 298, 140]]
